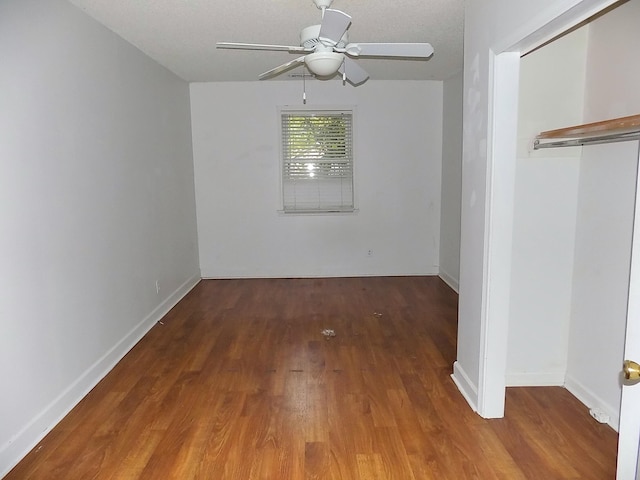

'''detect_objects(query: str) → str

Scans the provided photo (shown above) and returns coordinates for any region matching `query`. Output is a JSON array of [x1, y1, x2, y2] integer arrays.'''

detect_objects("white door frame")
[[475, 50, 519, 417]]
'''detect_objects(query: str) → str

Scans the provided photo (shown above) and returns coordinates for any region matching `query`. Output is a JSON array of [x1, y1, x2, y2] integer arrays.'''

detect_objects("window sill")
[[278, 209, 359, 216]]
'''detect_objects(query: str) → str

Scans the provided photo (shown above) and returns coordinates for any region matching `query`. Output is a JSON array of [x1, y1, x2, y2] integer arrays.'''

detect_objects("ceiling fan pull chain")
[[303, 72, 307, 104]]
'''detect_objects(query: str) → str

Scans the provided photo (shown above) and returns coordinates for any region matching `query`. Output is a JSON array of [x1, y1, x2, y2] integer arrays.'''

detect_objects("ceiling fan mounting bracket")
[[312, 0, 334, 10]]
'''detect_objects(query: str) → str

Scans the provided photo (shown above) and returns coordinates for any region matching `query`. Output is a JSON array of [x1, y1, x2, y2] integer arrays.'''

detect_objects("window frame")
[[277, 105, 358, 215]]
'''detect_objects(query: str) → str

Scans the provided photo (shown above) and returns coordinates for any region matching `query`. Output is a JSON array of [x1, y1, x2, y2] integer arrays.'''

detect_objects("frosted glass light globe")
[[305, 52, 344, 77]]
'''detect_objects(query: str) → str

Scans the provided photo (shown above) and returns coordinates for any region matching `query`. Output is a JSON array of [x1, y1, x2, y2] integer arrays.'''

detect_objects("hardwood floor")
[[5, 277, 618, 479]]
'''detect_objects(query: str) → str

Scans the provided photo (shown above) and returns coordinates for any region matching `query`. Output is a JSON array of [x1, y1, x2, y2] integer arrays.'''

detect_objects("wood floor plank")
[[4, 277, 618, 479]]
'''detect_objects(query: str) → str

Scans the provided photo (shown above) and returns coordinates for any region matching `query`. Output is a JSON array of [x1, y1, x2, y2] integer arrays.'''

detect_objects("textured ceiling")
[[68, 0, 464, 83]]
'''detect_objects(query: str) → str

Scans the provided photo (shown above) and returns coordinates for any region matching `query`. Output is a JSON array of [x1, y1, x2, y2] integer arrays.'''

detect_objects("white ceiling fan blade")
[[345, 42, 434, 58], [339, 57, 369, 86], [318, 9, 352, 45], [259, 56, 306, 80], [217, 42, 308, 53]]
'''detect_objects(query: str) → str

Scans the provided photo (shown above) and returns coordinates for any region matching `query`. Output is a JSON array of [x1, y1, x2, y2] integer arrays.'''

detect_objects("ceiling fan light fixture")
[[305, 52, 344, 77]]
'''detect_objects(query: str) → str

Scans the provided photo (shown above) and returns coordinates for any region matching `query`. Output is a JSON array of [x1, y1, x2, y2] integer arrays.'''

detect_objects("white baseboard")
[[0, 274, 201, 479], [438, 270, 459, 293], [200, 269, 440, 279], [451, 361, 478, 412], [506, 371, 565, 387], [564, 374, 620, 432]]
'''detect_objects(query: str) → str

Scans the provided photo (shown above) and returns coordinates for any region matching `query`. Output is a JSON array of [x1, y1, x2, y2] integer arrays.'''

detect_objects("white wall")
[[456, 0, 554, 411], [581, 0, 640, 123], [0, 1, 200, 475], [507, 27, 587, 386], [439, 71, 464, 291], [191, 80, 443, 278], [565, 0, 640, 428]]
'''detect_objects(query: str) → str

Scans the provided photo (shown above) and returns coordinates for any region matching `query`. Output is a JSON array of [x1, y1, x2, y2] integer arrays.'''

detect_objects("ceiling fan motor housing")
[[300, 25, 348, 49]]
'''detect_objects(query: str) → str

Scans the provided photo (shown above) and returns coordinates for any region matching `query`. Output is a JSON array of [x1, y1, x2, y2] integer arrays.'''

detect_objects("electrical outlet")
[[155, 280, 160, 294]]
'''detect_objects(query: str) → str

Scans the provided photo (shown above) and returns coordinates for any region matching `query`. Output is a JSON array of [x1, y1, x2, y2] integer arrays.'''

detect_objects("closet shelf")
[[533, 114, 640, 149]]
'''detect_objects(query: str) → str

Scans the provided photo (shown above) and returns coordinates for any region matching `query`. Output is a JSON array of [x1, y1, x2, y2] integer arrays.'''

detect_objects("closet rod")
[[534, 131, 640, 149], [533, 113, 640, 150]]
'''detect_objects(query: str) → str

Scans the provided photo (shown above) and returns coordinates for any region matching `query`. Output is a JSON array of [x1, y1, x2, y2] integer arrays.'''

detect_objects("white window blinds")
[[281, 110, 354, 213]]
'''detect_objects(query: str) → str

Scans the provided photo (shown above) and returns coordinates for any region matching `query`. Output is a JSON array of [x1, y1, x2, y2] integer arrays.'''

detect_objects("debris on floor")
[[373, 312, 383, 317], [589, 408, 610, 424], [321, 329, 336, 339]]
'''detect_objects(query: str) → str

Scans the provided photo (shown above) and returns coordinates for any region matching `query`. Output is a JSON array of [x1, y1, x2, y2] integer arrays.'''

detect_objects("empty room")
[[1, 0, 638, 478]]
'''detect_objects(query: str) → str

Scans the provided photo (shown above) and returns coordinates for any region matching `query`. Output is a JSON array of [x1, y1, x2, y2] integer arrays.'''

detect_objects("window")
[[280, 108, 354, 213]]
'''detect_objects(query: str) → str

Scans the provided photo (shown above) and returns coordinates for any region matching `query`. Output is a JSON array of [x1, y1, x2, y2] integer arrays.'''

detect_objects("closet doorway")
[[482, 1, 640, 478]]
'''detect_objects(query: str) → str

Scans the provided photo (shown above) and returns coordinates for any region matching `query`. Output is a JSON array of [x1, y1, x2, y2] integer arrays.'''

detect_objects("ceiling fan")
[[216, 0, 434, 86]]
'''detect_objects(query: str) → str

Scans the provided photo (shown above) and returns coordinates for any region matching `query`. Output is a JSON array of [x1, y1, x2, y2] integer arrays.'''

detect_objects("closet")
[[506, 0, 640, 433]]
